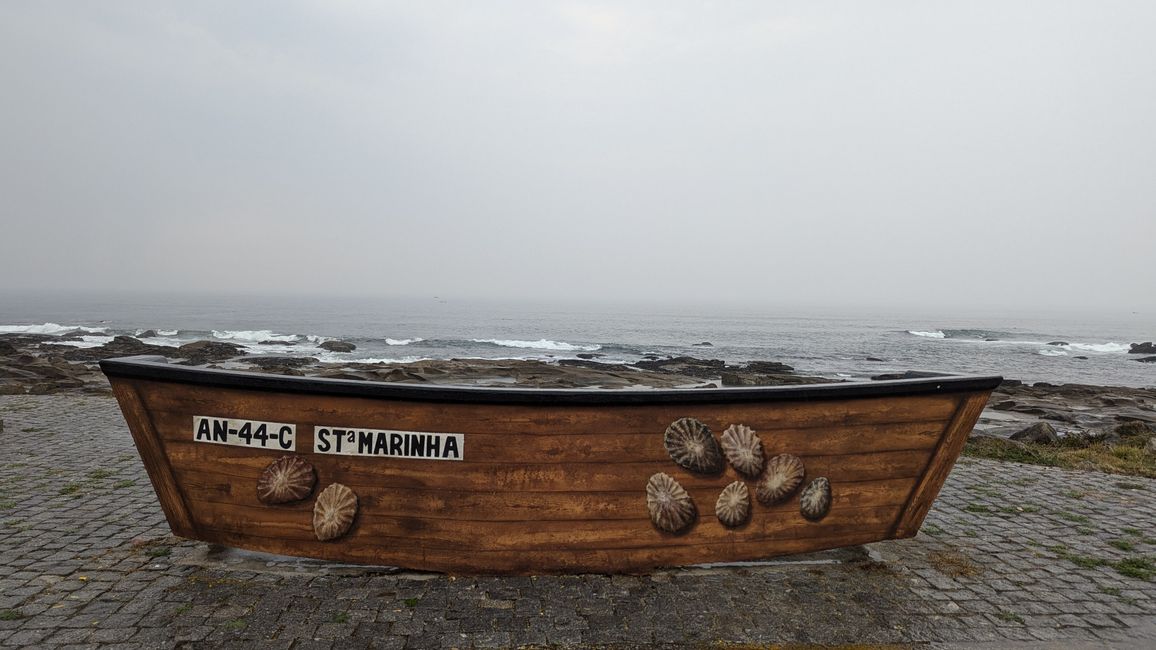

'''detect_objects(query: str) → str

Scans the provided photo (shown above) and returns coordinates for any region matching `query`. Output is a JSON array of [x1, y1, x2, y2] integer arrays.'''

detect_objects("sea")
[[1, 291, 1153, 389]]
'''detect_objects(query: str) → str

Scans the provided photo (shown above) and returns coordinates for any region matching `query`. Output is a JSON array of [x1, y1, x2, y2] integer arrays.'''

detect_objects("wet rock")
[[1129, 342, 1156, 354], [1135, 356, 1156, 363], [692, 341, 713, 347], [866, 357, 884, 362], [138, 330, 158, 338], [177, 340, 246, 365], [62, 336, 181, 362], [576, 353, 603, 360], [1009, 422, 1059, 445], [0, 382, 26, 395], [1074, 356, 1088, 360], [870, 371, 952, 381], [1046, 341, 1069, 346], [245, 357, 318, 369], [319, 340, 356, 353]]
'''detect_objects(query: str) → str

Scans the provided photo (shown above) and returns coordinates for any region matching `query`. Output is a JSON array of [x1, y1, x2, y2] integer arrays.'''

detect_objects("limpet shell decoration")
[[720, 424, 764, 479], [755, 454, 805, 506], [313, 483, 359, 541], [715, 481, 751, 528], [799, 477, 832, 521], [646, 472, 696, 533], [256, 455, 316, 505], [664, 417, 724, 474]]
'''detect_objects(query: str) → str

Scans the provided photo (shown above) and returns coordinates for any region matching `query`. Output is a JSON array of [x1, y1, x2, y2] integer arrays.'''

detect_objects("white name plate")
[[193, 416, 296, 451], [315, 426, 463, 461]]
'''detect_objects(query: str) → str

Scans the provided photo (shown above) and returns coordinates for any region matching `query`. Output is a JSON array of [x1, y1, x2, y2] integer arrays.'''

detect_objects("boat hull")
[[101, 357, 999, 574]]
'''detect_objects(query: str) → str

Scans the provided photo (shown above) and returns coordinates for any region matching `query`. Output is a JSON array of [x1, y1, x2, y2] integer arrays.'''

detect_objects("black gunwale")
[[100, 356, 1003, 405]]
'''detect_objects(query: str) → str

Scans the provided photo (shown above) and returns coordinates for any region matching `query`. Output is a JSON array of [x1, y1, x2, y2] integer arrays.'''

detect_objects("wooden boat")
[[100, 355, 1000, 574]]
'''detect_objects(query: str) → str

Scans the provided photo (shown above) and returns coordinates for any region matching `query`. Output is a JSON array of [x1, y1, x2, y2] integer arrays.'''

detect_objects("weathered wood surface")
[[109, 375, 995, 574]]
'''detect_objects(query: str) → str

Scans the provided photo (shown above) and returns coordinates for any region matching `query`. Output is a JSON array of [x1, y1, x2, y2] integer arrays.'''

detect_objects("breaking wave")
[[906, 330, 945, 339], [0, 323, 109, 335], [470, 338, 602, 352], [212, 330, 299, 343], [386, 338, 424, 346]]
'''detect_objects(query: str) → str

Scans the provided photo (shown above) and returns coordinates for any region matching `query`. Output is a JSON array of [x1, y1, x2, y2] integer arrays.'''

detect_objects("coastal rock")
[[0, 341, 16, 356], [320, 340, 356, 353], [692, 341, 713, 347], [866, 357, 884, 362], [246, 356, 318, 369], [1146, 438, 1156, 456], [1129, 342, 1156, 354], [1046, 341, 1069, 347], [62, 336, 181, 362], [1135, 356, 1156, 363], [178, 340, 246, 364], [0, 383, 27, 395], [1009, 422, 1059, 445], [138, 330, 158, 338], [871, 371, 952, 381]]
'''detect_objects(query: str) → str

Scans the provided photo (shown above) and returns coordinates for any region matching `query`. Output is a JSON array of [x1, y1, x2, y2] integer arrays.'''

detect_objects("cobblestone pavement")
[[1, 395, 1154, 649]]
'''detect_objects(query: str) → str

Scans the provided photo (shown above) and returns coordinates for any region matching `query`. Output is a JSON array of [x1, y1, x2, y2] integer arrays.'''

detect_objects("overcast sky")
[[1, 1, 1153, 311]]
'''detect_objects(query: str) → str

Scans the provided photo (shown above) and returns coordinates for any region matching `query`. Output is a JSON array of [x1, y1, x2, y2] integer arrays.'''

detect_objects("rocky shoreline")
[[2, 331, 1153, 449]]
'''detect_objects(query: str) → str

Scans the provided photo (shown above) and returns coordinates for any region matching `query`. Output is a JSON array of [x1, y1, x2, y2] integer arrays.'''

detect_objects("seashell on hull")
[[756, 454, 805, 506], [715, 481, 751, 527], [646, 472, 696, 533], [799, 477, 832, 521], [664, 417, 724, 474], [720, 424, 764, 478], [256, 455, 316, 505], [313, 483, 359, 541]]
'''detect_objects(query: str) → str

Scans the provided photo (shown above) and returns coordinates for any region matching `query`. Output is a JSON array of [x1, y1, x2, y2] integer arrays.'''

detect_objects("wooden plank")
[[892, 391, 993, 537], [161, 441, 931, 491], [109, 380, 197, 537], [196, 528, 887, 574], [183, 497, 901, 552], [147, 409, 946, 461], [172, 466, 916, 521], [134, 381, 961, 435]]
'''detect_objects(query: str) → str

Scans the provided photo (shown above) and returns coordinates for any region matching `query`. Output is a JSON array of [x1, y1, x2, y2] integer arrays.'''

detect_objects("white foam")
[[907, 330, 945, 339], [212, 330, 299, 343], [0, 323, 109, 335], [1037, 348, 1068, 357], [471, 338, 602, 352], [157, 329, 178, 337], [317, 355, 429, 364], [1062, 342, 1129, 353], [386, 338, 424, 346], [50, 335, 115, 348]]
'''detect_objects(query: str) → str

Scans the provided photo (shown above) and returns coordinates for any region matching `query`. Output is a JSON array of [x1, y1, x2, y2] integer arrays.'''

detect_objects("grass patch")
[[1049, 545, 1108, 569], [21, 427, 44, 433], [224, 619, 246, 631], [965, 425, 1156, 478], [0, 610, 23, 621], [86, 469, 113, 480], [1099, 586, 1121, 597], [928, 550, 981, 578], [58, 484, 81, 496], [995, 610, 1024, 624], [966, 485, 1002, 497], [332, 612, 350, 624], [0, 499, 15, 510], [964, 504, 992, 514], [113, 479, 135, 489], [999, 505, 1040, 515], [174, 604, 193, 615], [1114, 557, 1156, 581], [1110, 539, 1137, 552], [1054, 511, 1091, 523], [403, 598, 419, 608], [146, 547, 171, 558], [1122, 527, 1142, 536], [1062, 489, 1087, 500], [1076, 526, 1096, 535], [1116, 481, 1147, 490], [921, 523, 944, 536]]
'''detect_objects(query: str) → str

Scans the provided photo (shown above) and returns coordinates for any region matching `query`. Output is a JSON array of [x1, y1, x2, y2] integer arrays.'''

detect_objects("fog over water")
[[1, 2, 1154, 312]]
